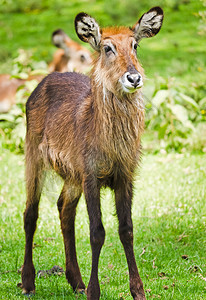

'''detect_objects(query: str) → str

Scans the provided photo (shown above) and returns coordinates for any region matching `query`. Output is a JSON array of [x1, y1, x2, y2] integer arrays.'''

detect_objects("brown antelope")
[[49, 29, 92, 73], [0, 31, 91, 113], [0, 74, 22, 113], [0, 29, 92, 113], [21, 7, 163, 300], [0, 74, 44, 113]]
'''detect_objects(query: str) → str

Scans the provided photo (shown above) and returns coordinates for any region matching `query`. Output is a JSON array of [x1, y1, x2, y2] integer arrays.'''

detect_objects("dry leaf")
[[199, 274, 206, 282], [163, 285, 169, 290], [158, 272, 166, 277], [101, 275, 110, 285], [17, 266, 23, 274], [189, 265, 199, 273], [153, 258, 157, 269], [43, 237, 55, 242], [139, 247, 146, 257], [108, 264, 114, 270]]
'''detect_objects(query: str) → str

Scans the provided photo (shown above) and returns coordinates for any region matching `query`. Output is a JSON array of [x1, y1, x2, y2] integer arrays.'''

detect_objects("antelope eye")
[[80, 54, 86, 62], [133, 43, 138, 50], [104, 45, 112, 53]]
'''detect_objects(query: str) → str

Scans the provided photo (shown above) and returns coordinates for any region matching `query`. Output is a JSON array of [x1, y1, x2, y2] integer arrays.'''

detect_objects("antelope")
[[0, 31, 91, 113], [0, 74, 44, 113], [49, 29, 92, 73], [21, 7, 163, 300], [0, 74, 22, 113]]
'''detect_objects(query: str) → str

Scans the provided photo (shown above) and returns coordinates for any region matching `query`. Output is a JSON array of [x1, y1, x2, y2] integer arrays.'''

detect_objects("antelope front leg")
[[115, 182, 146, 300], [84, 176, 105, 300]]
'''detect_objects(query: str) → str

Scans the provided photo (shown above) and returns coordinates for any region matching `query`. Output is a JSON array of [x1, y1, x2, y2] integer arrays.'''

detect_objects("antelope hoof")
[[75, 287, 86, 295], [17, 282, 34, 296], [18, 283, 35, 296], [22, 288, 35, 296]]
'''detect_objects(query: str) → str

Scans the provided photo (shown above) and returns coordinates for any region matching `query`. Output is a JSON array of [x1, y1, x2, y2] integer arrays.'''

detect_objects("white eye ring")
[[103, 41, 117, 56], [104, 45, 113, 54]]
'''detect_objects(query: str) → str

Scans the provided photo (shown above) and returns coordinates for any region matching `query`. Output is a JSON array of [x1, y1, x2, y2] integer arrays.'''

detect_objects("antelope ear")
[[52, 29, 71, 56], [75, 13, 101, 51], [132, 7, 164, 42], [52, 29, 70, 47]]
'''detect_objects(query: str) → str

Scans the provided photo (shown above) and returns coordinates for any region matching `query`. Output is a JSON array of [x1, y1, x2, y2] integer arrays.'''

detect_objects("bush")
[[144, 76, 206, 152], [0, 80, 38, 153], [0, 49, 47, 153]]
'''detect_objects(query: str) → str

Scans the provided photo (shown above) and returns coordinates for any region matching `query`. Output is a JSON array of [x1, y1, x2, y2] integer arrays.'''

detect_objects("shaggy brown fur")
[[21, 8, 163, 300]]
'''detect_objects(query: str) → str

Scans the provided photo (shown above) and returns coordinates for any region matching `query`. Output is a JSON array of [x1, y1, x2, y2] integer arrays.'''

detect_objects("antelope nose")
[[127, 74, 141, 88]]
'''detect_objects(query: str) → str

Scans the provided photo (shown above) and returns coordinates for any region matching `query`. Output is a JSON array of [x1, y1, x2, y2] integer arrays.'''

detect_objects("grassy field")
[[0, 149, 205, 299]]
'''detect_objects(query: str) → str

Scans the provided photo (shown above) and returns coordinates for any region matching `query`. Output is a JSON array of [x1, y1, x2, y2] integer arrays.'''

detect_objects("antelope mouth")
[[119, 72, 143, 93], [121, 85, 140, 93]]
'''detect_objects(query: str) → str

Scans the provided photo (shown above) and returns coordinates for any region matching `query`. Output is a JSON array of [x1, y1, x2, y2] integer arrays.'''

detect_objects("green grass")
[[0, 149, 205, 299]]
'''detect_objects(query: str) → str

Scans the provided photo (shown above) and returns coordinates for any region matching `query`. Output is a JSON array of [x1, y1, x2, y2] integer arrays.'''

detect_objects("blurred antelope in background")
[[0, 30, 91, 113], [0, 74, 22, 113], [0, 74, 44, 113], [21, 7, 163, 300], [49, 29, 92, 73]]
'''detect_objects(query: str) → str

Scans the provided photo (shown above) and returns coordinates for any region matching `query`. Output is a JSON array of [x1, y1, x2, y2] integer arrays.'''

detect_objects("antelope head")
[[51, 29, 92, 73], [75, 7, 164, 96]]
